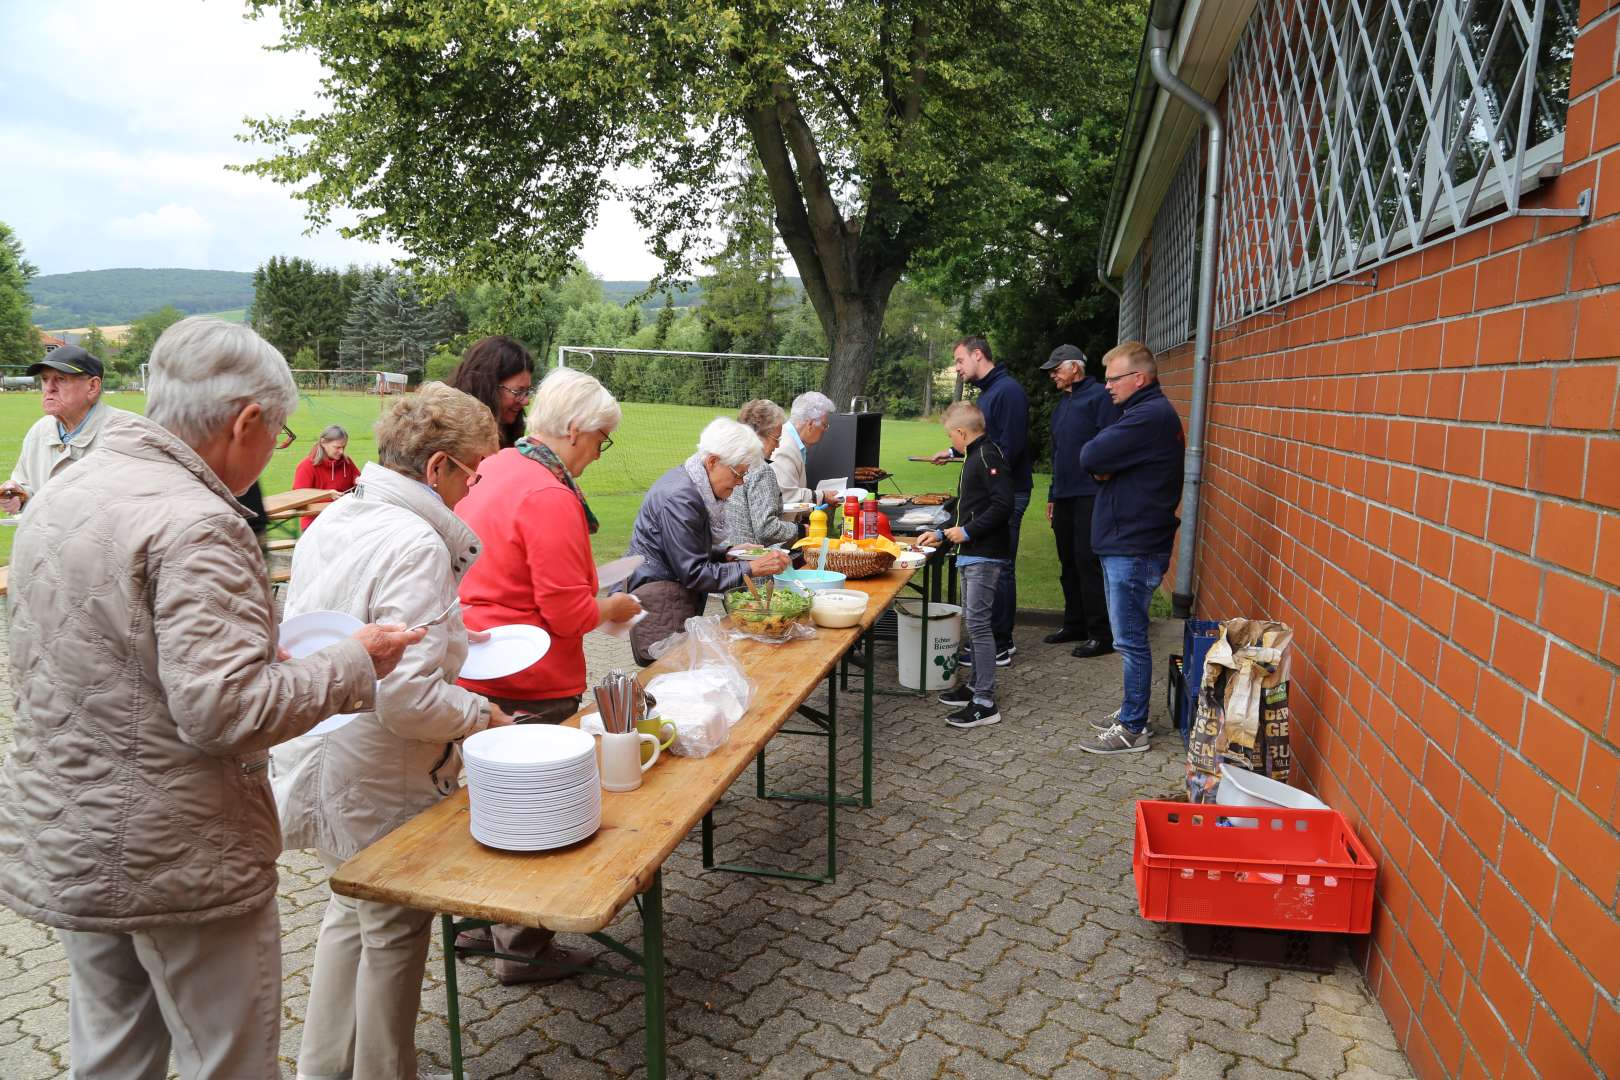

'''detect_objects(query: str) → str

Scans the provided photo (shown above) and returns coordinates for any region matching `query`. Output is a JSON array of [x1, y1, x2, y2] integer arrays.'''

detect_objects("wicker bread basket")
[[804, 548, 896, 579]]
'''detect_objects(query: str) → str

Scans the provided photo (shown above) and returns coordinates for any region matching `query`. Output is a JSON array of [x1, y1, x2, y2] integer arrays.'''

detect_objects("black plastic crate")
[[1180, 922, 1342, 973]]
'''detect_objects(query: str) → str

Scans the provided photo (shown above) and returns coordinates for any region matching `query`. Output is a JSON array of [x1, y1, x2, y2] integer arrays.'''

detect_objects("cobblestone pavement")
[[0, 604, 1414, 1079]]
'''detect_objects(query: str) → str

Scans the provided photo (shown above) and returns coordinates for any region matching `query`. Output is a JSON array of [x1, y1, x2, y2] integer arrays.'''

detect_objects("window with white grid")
[[1217, 0, 1577, 325], [1119, 246, 1147, 343], [1146, 141, 1202, 355]]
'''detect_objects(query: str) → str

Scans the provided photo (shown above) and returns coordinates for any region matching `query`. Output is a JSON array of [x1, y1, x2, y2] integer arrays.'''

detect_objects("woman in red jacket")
[[291, 424, 360, 530], [454, 364, 640, 982]]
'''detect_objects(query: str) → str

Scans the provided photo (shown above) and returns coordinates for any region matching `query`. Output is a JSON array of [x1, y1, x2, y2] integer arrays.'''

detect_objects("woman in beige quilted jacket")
[[271, 383, 511, 1080], [0, 317, 422, 1079]]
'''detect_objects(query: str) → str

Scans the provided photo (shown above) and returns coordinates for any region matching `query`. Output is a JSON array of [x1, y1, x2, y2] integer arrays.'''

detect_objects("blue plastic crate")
[[1179, 618, 1221, 733]]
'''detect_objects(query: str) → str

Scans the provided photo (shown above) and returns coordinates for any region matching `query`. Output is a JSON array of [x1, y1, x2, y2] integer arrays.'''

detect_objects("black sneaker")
[[956, 650, 973, 668], [995, 648, 1014, 667], [938, 684, 973, 707], [946, 701, 1001, 729]]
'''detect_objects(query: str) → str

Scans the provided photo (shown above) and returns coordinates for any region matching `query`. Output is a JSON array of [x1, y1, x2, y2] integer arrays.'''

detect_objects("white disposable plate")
[[304, 712, 361, 737], [463, 753, 595, 778], [894, 553, 926, 570], [279, 610, 365, 659], [470, 818, 600, 852], [459, 624, 551, 680], [464, 723, 594, 767], [595, 554, 644, 592], [0, 517, 21, 527]]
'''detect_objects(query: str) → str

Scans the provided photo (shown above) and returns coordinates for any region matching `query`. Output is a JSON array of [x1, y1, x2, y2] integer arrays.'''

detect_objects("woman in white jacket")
[[272, 383, 511, 1080]]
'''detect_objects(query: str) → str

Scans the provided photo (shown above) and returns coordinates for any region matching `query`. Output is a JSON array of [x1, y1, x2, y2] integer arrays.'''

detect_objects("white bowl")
[[810, 589, 869, 628]]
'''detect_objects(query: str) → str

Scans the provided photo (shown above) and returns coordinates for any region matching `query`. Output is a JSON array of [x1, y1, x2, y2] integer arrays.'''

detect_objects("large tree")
[[249, 256, 373, 365], [242, 0, 1115, 402], [0, 222, 38, 368], [339, 274, 461, 376]]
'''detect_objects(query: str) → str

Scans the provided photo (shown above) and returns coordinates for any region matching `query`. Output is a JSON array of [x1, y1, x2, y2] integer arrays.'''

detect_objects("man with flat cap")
[[0, 346, 128, 515], [1041, 344, 1120, 657]]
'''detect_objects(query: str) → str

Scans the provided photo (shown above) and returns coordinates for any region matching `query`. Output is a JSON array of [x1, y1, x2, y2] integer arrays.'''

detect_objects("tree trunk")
[[821, 299, 886, 408]]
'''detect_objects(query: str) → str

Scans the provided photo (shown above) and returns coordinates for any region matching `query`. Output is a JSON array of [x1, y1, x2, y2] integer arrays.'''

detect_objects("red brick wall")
[[1157, 4, 1620, 1077]]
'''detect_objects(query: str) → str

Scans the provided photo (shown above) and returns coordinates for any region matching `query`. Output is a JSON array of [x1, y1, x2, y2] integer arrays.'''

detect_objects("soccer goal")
[[556, 346, 828, 497]]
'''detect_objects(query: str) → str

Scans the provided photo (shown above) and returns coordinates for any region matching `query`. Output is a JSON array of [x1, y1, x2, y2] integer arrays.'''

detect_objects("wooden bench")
[[332, 569, 911, 1079]]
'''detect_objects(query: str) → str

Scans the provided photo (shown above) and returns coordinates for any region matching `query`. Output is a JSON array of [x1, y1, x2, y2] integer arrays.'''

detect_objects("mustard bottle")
[[806, 507, 828, 541]]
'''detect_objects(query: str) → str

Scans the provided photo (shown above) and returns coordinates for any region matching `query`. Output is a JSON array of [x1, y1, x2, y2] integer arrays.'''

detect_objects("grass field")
[[1, 392, 1071, 610]]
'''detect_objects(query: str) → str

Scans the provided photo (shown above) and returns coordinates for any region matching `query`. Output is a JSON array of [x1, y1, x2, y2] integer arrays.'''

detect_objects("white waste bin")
[[896, 600, 963, 690]]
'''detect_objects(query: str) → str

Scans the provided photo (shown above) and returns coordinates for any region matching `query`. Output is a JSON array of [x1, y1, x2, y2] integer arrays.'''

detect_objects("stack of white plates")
[[462, 726, 601, 851]]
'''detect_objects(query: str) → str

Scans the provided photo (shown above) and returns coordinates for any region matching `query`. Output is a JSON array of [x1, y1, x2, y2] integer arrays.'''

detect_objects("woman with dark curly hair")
[[447, 335, 535, 448]]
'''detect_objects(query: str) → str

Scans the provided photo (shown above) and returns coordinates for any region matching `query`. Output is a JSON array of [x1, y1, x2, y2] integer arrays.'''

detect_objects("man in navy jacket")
[[1077, 341, 1185, 754], [931, 336, 1031, 665], [1041, 344, 1121, 657]]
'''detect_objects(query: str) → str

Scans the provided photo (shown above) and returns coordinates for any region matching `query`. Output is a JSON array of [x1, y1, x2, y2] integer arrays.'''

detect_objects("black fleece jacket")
[[941, 434, 1014, 560]]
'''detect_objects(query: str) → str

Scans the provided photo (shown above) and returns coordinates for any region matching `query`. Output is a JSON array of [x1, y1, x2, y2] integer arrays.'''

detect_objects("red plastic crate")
[[1133, 800, 1377, 934]]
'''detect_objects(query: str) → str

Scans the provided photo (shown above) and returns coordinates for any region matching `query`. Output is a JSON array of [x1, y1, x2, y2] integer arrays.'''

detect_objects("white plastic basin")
[[1215, 763, 1329, 811]]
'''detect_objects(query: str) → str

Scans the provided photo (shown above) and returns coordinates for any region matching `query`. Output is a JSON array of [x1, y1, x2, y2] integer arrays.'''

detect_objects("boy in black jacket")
[[919, 401, 1013, 728]]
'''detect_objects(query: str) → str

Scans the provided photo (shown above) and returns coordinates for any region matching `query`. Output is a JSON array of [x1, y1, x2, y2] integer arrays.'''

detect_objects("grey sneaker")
[[1089, 707, 1122, 732], [1079, 722, 1150, 754]]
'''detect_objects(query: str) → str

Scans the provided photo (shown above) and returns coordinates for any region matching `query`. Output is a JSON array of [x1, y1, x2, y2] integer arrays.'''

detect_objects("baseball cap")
[[28, 345, 104, 379], [1040, 344, 1086, 370]]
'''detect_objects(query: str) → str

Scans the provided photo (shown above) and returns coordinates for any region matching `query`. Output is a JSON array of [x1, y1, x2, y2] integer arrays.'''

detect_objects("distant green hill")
[[28, 268, 256, 329]]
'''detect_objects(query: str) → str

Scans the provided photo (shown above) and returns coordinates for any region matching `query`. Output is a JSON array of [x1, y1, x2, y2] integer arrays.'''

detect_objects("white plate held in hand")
[[460, 624, 551, 680], [278, 611, 367, 736], [279, 610, 365, 657]]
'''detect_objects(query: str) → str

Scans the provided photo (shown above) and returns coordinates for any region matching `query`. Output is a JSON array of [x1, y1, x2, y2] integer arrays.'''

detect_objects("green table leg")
[[862, 626, 874, 807], [643, 870, 666, 1079], [705, 672, 840, 882], [441, 914, 465, 1080], [826, 670, 838, 880]]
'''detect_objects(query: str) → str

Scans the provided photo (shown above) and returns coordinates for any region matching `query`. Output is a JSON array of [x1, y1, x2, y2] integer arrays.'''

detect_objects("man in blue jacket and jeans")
[[1041, 344, 1121, 656], [1077, 341, 1185, 754]]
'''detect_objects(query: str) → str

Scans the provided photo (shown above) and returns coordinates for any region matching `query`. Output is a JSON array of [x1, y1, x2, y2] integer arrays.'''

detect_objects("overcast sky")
[[0, 1, 665, 280]]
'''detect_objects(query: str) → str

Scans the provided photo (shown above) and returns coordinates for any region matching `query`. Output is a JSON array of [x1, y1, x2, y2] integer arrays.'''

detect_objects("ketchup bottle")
[[843, 495, 861, 539], [862, 498, 880, 540]]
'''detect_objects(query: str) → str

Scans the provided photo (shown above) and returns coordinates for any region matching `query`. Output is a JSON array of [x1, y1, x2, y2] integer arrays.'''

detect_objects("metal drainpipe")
[[1097, 266, 1122, 299], [1148, 23, 1222, 620]]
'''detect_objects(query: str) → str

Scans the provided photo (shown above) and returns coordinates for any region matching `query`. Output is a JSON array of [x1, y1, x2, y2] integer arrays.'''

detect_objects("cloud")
[[0, 0, 667, 279]]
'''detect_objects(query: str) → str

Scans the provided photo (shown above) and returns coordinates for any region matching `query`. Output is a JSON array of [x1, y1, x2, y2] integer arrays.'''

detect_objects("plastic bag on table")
[[645, 614, 755, 757]]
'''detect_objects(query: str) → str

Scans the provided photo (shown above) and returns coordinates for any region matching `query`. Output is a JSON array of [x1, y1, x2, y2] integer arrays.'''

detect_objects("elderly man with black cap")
[[0, 345, 128, 514], [1041, 344, 1120, 657]]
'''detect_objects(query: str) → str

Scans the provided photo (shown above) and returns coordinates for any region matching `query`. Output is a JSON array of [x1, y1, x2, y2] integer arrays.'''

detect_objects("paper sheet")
[[592, 610, 649, 640]]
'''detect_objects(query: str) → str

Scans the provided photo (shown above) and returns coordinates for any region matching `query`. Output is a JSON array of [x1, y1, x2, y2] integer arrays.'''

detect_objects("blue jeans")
[[992, 491, 1031, 651], [960, 560, 1005, 704], [1101, 553, 1170, 733]]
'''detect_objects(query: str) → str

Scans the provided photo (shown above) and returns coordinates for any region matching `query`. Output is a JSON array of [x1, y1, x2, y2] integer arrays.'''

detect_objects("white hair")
[[789, 390, 835, 426], [697, 417, 764, 469], [527, 366, 622, 439], [145, 317, 298, 448]]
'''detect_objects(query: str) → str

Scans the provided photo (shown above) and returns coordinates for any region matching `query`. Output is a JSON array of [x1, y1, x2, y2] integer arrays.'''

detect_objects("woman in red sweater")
[[456, 367, 640, 716], [454, 364, 640, 983], [291, 424, 361, 529]]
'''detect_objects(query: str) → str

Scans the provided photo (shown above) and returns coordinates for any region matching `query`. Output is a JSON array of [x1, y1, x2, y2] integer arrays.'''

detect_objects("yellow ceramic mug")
[[636, 717, 677, 763]]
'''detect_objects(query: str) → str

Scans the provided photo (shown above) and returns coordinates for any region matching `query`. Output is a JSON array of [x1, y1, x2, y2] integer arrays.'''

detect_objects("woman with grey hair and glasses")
[[0, 317, 420, 1078], [727, 398, 801, 547], [623, 417, 790, 664]]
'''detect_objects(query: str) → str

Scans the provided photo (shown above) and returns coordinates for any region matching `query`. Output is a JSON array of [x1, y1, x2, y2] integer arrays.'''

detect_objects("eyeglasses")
[[276, 424, 297, 450], [445, 454, 482, 487], [499, 384, 534, 402], [726, 463, 748, 483], [598, 432, 613, 453], [1104, 370, 1143, 385]]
